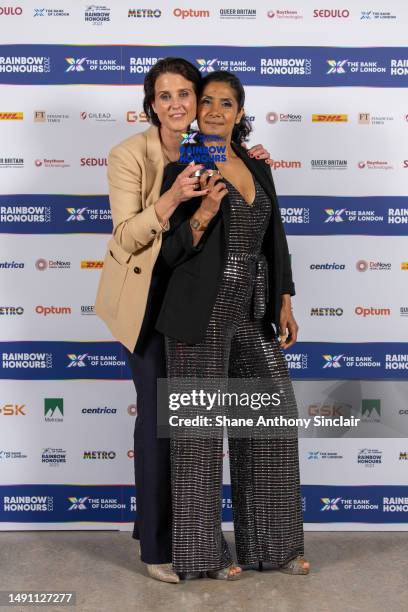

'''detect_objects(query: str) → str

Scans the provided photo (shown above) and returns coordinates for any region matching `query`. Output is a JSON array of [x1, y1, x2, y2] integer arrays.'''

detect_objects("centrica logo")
[[81, 261, 103, 269], [35, 305, 72, 316], [173, 8, 210, 18], [312, 114, 348, 122], [0, 6, 23, 15], [0, 112, 23, 120], [80, 157, 107, 166], [313, 9, 350, 18]]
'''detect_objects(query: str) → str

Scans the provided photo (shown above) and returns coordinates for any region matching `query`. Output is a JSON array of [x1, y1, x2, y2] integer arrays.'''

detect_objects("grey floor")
[[0, 531, 406, 612]]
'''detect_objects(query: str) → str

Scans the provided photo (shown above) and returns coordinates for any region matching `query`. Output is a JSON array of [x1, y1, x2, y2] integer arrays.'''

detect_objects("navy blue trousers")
[[124, 274, 172, 564]]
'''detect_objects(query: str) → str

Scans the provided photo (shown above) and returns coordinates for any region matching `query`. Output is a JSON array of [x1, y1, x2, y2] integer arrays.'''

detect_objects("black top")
[[155, 142, 295, 344]]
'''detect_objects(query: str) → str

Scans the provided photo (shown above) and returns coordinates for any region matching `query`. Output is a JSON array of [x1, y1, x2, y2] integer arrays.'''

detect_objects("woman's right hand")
[[168, 163, 209, 205], [197, 172, 228, 220]]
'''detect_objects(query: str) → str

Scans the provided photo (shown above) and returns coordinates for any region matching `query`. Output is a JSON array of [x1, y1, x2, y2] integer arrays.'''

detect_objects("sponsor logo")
[[80, 157, 107, 167], [44, 398, 64, 422], [321, 497, 342, 510], [361, 399, 381, 422], [0, 112, 23, 120], [267, 10, 303, 20], [35, 259, 71, 270], [42, 447, 66, 466], [327, 59, 386, 75], [1, 352, 53, 369], [355, 259, 391, 271], [322, 354, 343, 368], [0, 306, 24, 315], [66, 57, 125, 73], [128, 8, 161, 18], [266, 111, 302, 123], [219, 8, 256, 19], [196, 57, 257, 74], [358, 160, 393, 170], [321, 497, 379, 511], [307, 402, 352, 418], [0, 450, 27, 460], [67, 353, 126, 368], [66, 207, 87, 221], [34, 110, 69, 123], [66, 207, 111, 222], [34, 8, 69, 17], [285, 353, 308, 369], [129, 56, 160, 74], [308, 451, 343, 460], [385, 354, 408, 370], [0, 403, 26, 416], [383, 497, 408, 512], [399, 452, 408, 460], [0, 6, 22, 16], [3, 496, 53, 512], [173, 8, 210, 19], [81, 405, 117, 414], [35, 305, 72, 316], [35, 158, 70, 168], [354, 306, 391, 317], [358, 448, 382, 466], [312, 114, 347, 122], [310, 262, 346, 270], [400, 306, 408, 317], [281, 207, 309, 223], [311, 159, 347, 169], [83, 450, 116, 460], [361, 11, 397, 20], [80, 111, 116, 122], [310, 307, 343, 316], [84, 4, 111, 25], [402, 262, 408, 269], [67, 354, 88, 368], [269, 159, 302, 169], [0, 260, 25, 269], [128, 403, 137, 416], [313, 9, 350, 18], [126, 110, 148, 122], [0, 157, 24, 168], [0, 56, 50, 73], [68, 496, 125, 510], [81, 260, 104, 268], [358, 112, 393, 125], [81, 305, 95, 315], [260, 57, 312, 75]]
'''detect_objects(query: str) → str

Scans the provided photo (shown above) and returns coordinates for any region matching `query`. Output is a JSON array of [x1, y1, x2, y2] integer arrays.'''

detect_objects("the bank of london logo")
[[180, 131, 199, 144], [324, 208, 346, 222], [322, 354, 344, 368], [67, 354, 88, 367], [66, 207, 87, 221], [65, 58, 87, 72], [68, 497, 88, 510], [327, 59, 348, 74], [321, 497, 342, 511], [196, 58, 218, 73]]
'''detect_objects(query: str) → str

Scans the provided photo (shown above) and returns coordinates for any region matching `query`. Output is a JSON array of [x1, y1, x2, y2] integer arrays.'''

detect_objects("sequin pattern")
[[166, 177, 305, 572]]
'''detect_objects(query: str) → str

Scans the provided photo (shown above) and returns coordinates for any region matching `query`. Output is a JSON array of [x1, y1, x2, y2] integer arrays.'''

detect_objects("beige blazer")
[[94, 125, 169, 352]]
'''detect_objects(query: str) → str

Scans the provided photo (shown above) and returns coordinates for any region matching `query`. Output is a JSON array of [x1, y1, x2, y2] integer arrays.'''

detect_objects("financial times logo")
[[68, 496, 88, 510], [66, 207, 87, 221], [322, 354, 344, 368], [326, 59, 348, 74], [321, 497, 342, 511], [67, 354, 88, 367], [324, 208, 346, 222], [196, 59, 218, 73], [65, 57, 87, 72]]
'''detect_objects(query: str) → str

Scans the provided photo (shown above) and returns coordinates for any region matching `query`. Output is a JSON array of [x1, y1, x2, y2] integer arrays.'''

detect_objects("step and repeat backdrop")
[[0, 1, 408, 531]]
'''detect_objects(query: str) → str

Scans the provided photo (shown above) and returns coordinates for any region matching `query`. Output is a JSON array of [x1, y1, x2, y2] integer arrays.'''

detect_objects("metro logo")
[[312, 114, 348, 122]]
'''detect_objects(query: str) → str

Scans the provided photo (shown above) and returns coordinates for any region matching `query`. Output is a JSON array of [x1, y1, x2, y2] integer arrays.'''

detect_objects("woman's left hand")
[[245, 143, 271, 163], [278, 304, 299, 350]]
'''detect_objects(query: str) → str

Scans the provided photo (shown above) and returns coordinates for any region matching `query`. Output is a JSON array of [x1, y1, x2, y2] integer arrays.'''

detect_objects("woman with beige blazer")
[[94, 57, 272, 583]]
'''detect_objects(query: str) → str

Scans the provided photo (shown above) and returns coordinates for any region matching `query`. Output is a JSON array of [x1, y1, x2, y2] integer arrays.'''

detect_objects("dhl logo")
[[0, 112, 24, 120], [312, 114, 348, 122], [81, 261, 104, 269]]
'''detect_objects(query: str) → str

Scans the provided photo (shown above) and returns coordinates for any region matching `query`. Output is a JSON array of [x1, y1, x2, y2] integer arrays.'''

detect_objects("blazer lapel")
[[231, 142, 277, 204]]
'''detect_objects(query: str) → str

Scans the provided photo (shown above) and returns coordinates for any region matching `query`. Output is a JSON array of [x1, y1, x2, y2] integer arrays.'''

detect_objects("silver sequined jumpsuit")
[[165, 177, 305, 573]]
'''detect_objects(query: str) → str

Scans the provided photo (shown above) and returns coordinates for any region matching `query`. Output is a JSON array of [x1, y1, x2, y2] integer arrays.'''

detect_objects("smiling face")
[[151, 72, 197, 132], [197, 80, 244, 141]]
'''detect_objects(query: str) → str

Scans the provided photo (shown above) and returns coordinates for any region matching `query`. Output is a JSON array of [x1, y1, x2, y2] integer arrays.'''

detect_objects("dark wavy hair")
[[199, 70, 252, 144], [143, 57, 202, 126]]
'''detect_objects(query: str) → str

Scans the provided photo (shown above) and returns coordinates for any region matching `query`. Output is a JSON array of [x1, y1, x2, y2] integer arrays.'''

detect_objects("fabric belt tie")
[[227, 253, 269, 319]]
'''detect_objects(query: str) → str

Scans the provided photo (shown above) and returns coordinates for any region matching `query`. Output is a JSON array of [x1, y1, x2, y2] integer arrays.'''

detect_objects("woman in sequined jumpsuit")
[[156, 71, 310, 579]]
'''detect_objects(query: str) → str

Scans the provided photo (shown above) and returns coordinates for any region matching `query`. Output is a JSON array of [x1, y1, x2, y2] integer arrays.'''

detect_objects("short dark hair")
[[143, 57, 202, 126], [200, 71, 252, 144]]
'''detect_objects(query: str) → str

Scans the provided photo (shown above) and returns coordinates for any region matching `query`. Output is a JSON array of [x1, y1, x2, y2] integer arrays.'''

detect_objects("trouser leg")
[[124, 328, 172, 564], [228, 318, 305, 566]]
